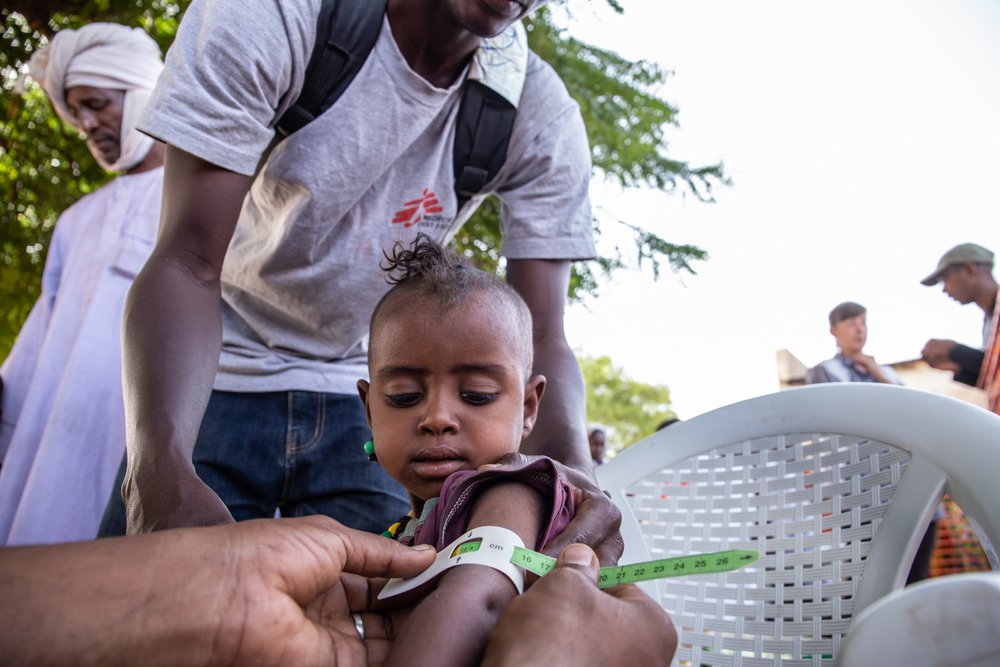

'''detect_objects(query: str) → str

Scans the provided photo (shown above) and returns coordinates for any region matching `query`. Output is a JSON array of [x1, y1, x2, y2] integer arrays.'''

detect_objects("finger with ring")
[[352, 612, 365, 640]]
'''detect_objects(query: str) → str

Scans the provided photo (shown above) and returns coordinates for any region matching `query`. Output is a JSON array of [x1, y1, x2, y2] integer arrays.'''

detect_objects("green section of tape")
[[510, 547, 556, 576], [509, 548, 758, 588], [453, 540, 482, 556]]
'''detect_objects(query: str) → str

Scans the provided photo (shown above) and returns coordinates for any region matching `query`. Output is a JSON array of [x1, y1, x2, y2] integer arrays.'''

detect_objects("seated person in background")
[[806, 301, 901, 385], [807, 301, 938, 583], [357, 236, 573, 667]]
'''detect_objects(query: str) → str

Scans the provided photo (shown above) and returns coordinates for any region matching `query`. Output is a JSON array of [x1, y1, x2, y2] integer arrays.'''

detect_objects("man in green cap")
[[920, 242, 999, 414]]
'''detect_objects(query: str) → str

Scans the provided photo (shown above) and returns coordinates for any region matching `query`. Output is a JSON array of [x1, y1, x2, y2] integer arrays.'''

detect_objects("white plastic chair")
[[596, 383, 1000, 667], [836, 572, 1000, 667]]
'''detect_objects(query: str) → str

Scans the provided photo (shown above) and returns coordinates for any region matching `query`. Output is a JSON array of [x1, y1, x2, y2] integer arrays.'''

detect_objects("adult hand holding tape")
[[381, 525, 759, 599], [481, 541, 680, 667]]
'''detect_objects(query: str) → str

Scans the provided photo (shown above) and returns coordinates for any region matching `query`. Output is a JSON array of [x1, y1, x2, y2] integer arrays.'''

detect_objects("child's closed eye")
[[459, 391, 496, 405], [385, 392, 422, 408]]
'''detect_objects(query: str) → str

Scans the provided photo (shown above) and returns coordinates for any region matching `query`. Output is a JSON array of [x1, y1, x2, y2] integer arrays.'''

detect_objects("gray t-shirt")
[[139, 0, 595, 394]]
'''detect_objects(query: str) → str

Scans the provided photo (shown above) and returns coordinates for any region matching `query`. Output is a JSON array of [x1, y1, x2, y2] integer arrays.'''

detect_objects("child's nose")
[[419, 393, 459, 435]]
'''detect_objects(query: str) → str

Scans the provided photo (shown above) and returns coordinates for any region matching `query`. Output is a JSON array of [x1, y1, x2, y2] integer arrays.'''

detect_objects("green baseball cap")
[[920, 243, 994, 286]]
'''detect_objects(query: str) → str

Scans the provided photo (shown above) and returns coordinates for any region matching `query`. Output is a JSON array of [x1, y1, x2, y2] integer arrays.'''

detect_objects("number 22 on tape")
[[510, 547, 759, 588]]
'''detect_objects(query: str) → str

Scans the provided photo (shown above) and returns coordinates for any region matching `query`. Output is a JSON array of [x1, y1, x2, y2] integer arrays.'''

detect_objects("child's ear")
[[521, 374, 546, 437], [357, 379, 374, 429]]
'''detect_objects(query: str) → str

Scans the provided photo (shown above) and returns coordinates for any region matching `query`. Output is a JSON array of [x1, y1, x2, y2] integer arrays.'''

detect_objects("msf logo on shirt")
[[392, 188, 449, 229]]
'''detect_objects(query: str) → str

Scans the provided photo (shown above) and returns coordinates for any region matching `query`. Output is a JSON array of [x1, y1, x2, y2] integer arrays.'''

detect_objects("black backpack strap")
[[275, 0, 388, 137], [269, 0, 517, 211], [453, 80, 517, 212]]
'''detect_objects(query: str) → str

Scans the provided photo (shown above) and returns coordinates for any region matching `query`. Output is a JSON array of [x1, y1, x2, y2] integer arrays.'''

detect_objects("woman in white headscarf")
[[0, 23, 165, 545]]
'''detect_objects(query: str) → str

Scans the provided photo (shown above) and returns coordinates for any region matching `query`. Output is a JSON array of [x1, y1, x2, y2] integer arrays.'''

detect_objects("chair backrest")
[[596, 383, 1000, 667], [836, 571, 1000, 667]]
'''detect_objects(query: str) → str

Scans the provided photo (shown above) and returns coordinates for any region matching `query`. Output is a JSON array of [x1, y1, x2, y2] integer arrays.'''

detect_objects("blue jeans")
[[99, 390, 409, 536]]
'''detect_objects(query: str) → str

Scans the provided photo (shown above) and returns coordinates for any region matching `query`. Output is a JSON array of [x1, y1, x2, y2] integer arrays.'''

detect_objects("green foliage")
[[454, 4, 726, 293], [1, 12, 110, 360], [579, 354, 676, 453], [0, 4, 186, 359], [1, 1, 727, 360]]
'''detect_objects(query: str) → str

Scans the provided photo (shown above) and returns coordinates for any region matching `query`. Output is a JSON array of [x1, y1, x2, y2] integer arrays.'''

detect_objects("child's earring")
[[363, 439, 377, 462]]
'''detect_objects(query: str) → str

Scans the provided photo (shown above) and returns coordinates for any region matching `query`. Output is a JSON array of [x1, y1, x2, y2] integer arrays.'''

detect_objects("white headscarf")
[[27, 23, 163, 172]]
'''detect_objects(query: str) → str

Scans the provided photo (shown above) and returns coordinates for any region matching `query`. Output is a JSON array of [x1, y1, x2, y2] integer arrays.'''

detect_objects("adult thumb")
[[555, 543, 600, 582]]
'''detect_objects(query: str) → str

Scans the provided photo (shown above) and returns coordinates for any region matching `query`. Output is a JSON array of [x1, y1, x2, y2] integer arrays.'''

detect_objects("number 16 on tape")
[[510, 547, 759, 588]]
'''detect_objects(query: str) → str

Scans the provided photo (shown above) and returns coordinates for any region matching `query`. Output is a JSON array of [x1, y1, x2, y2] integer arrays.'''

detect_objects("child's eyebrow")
[[450, 363, 510, 378], [375, 365, 426, 381], [375, 363, 511, 380]]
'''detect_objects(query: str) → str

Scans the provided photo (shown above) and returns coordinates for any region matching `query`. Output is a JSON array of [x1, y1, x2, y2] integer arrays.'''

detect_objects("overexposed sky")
[[561, 1, 1000, 421]]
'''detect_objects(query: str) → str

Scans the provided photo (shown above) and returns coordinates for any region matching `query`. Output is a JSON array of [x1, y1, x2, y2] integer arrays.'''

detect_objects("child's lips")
[[411, 458, 468, 479], [411, 447, 469, 479]]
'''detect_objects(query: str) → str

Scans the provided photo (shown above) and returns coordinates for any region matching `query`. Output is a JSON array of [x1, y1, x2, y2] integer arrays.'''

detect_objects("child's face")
[[358, 295, 544, 502]]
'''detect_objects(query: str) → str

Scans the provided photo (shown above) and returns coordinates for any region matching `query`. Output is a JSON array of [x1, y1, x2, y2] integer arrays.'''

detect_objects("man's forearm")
[[0, 533, 216, 667], [520, 334, 590, 472], [505, 258, 591, 474], [121, 256, 223, 480], [950, 343, 985, 386], [120, 146, 252, 531]]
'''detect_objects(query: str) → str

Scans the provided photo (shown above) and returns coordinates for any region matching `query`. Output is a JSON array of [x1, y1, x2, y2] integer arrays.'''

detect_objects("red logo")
[[392, 188, 444, 228]]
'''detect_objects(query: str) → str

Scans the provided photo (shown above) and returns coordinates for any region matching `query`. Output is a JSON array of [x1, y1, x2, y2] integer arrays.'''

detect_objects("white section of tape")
[[378, 525, 526, 599]]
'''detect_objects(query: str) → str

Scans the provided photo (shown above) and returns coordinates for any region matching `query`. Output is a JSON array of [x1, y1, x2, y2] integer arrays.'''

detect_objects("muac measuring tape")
[[379, 525, 759, 599]]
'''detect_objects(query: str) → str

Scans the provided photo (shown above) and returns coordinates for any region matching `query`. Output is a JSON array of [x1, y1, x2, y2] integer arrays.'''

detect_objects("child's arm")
[[384, 482, 545, 667]]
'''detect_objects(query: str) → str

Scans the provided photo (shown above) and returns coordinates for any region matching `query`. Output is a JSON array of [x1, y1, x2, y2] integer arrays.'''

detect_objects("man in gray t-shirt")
[[101, 0, 619, 554]]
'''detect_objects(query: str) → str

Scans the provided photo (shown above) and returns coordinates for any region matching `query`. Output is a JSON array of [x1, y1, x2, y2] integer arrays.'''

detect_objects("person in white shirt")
[[0, 23, 165, 545], [805, 302, 902, 385]]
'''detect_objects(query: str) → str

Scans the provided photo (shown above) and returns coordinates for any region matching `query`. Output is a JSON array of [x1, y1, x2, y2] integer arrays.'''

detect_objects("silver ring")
[[352, 612, 365, 640]]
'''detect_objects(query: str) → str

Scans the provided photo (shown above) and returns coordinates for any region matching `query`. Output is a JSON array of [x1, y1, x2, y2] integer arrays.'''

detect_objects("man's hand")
[[122, 462, 233, 533], [482, 543, 677, 667], [484, 453, 624, 565], [921, 339, 961, 373], [182, 517, 435, 666], [0, 516, 436, 667]]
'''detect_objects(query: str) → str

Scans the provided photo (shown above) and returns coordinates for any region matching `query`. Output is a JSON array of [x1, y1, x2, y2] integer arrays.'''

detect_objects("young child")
[[357, 235, 575, 667]]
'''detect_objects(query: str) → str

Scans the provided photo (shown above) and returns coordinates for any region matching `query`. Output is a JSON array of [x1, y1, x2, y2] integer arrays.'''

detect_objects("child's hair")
[[828, 301, 866, 326], [370, 234, 534, 375]]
